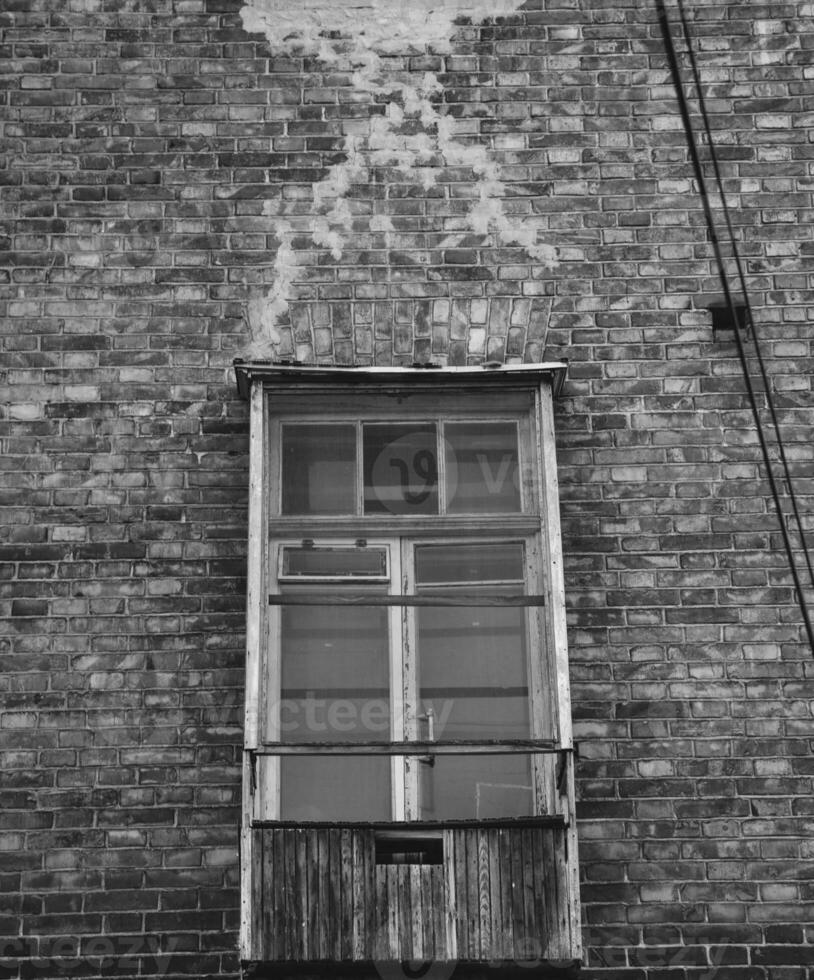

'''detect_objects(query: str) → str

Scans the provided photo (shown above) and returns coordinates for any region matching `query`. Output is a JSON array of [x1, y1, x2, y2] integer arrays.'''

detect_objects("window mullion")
[[356, 421, 365, 517], [264, 544, 282, 820], [438, 421, 447, 516], [388, 539, 407, 821], [401, 538, 420, 820]]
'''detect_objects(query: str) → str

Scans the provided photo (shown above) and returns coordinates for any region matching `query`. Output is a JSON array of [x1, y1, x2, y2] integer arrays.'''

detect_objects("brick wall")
[[2, 0, 814, 977]]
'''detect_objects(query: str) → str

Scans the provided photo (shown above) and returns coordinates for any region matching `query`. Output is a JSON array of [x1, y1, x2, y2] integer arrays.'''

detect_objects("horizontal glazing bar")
[[250, 740, 562, 756], [249, 815, 568, 829], [268, 594, 546, 607]]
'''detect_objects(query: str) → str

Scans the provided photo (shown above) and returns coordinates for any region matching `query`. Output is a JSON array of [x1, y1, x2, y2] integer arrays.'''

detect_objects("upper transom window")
[[280, 419, 523, 516]]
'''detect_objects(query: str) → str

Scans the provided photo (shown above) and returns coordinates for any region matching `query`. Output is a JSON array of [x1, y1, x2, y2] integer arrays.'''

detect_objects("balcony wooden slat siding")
[[250, 820, 576, 966]]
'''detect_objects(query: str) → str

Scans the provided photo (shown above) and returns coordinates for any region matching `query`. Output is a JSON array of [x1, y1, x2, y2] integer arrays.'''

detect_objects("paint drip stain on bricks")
[[239, 0, 558, 358]]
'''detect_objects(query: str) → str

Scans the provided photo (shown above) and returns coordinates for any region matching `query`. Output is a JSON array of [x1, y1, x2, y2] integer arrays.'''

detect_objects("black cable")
[[674, 0, 814, 610], [656, 0, 814, 653]]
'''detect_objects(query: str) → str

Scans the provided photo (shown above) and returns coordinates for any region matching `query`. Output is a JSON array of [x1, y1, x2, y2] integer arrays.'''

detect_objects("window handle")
[[417, 706, 436, 766], [418, 705, 435, 742]]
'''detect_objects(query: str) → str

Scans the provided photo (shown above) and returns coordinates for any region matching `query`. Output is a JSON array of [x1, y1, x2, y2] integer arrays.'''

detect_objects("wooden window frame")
[[235, 363, 579, 965]]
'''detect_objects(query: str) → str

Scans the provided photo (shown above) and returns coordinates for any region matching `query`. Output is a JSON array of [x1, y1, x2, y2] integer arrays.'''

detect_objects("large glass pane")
[[281, 423, 356, 515], [415, 541, 531, 819], [280, 602, 390, 743], [418, 755, 533, 821], [279, 597, 391, 820], [363, 423, 438, 515], [415, 542, 524, 584], [416, 600, 529, 741], [281, 756, 390, 821], [445, 422, 521, 514]]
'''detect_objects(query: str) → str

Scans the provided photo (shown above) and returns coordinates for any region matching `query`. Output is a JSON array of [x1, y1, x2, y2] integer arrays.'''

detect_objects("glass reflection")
[[279, 598, 391, 820], [281, 756, 390, 822], [445, 422, 520, 514], [418, 754, 533, 820], [281, 423, 356, 515], [280, 602, 390, 743], [414, 541, 532, 818], [363, 423, 438, 515]]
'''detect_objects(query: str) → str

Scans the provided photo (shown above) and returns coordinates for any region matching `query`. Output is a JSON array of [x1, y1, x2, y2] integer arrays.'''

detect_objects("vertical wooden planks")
[[509, 824, 526, 962], [562, 751, 583, 963], [521, 826, 537, 963], [486, 828, 501, 961], [328, 829, 339, 959], [431, 864, 446, 960], [287, 828, 297, 960], [316, 827, 328, 959], [553, 823, 571, 963], [464, 827, 480, 959], [351, 829, 367, 959], [409, 865, 423, 961], [373, 852, 387, 959], [431, 865, 444, 960], [339, 827, 354, 961], [444, 829, 458, 962], [537, 824, 556, 961], [363, 829, 377, 959], [272, 829, 286, 961], [304, 830, 316, 959], [292, 829, 305, 960], [387, 865, 400, 960], [476, 827, 492, 958], [397, 866, 410, 961], [254, 822, 574, 968], [259, 830, 271, 960], [326, 828, 338, 959], [498, 828, 514, 962]]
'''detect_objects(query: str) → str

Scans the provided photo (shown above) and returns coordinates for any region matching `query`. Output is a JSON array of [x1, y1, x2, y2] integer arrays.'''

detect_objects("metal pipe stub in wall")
[[708, 301, 748, 336]]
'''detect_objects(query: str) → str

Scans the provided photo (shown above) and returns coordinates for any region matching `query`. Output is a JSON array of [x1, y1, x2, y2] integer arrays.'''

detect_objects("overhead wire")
[[673, 0, 814, 625], [655, 0, 814, 652]]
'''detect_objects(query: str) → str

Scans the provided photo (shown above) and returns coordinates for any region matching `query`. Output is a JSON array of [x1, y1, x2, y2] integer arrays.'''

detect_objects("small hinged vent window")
[[280, 545, 388, 580]]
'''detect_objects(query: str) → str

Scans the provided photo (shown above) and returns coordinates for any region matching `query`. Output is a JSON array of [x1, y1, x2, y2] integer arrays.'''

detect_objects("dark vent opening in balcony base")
[[374, 830, 444, 865]]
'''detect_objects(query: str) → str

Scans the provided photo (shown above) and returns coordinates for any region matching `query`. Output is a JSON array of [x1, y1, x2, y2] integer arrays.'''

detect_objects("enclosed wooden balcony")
[[237, 365, 581, 977], [244, 818, 580, 971]]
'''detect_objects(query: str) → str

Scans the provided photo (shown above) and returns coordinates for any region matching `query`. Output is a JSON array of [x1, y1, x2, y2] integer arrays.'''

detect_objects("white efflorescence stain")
[[240, 0, 557, 356]]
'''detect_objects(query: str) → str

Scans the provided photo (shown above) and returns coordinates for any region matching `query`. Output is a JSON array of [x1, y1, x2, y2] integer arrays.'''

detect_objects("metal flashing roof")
[[233, 360, 568, 400]]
